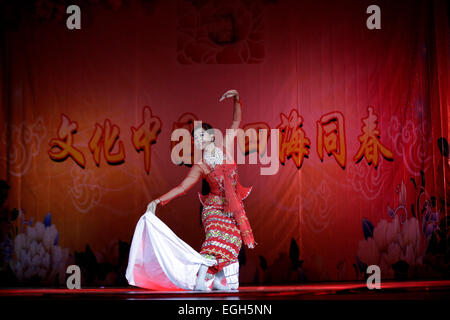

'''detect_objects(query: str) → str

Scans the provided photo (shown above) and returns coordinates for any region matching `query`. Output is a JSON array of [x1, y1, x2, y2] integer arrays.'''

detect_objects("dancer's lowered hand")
[[146, 199, 160, 215]]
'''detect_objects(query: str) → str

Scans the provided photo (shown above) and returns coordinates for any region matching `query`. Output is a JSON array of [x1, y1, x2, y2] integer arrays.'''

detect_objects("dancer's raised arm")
[[151, 164, 204, 208], [220, 89, 241, 130]]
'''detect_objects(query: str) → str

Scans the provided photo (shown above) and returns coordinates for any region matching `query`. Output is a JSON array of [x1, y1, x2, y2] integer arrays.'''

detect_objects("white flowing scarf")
[[126, 204, 239, 290]]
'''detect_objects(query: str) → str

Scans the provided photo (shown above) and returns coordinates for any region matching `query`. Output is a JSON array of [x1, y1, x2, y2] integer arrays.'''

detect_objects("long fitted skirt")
[[199, 194, 242, 283]]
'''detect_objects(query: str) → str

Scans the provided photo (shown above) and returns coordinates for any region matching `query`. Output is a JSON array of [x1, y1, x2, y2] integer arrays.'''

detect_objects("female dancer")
[[126, 90, 256, 291]]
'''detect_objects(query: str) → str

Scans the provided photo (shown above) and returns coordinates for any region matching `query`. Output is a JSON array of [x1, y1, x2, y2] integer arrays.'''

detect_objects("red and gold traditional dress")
[[157, 159, 255, 282], [126, 147, 255, 291]]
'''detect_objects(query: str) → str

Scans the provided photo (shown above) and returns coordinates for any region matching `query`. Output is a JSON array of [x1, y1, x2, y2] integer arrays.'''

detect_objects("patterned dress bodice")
[[204, 163, 238, 197], [198, 161, 248, 210]]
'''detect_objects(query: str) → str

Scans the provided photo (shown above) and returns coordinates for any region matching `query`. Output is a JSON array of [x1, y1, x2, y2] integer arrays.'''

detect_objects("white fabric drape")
[[126, 207, 240, 291]]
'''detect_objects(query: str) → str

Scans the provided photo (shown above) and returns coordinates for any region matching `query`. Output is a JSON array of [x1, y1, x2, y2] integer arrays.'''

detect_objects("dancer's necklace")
[[204, 146, 224, 168]]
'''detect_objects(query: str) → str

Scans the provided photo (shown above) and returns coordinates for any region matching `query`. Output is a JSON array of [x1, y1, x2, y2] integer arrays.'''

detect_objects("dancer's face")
[[193, 128, 214, 150]]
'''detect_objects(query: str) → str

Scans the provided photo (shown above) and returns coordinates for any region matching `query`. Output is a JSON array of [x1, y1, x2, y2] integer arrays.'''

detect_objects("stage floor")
[[1, 280, 450, 300]]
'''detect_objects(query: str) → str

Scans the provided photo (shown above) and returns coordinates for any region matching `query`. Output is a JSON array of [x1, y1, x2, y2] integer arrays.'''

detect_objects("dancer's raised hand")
[[219, 89, 240, 102]]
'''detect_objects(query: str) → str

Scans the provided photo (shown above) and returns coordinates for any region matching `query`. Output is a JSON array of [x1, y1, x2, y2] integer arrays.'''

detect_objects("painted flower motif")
[[0, 236, 13, 263], [357, 215, 426, 279], [177, 0, 265, 64], [9, 213, 69, 284], [421, 202, 440, 241]]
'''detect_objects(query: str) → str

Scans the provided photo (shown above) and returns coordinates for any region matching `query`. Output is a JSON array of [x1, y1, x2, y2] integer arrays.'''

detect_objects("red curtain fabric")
[[0, 0, 448, 284]]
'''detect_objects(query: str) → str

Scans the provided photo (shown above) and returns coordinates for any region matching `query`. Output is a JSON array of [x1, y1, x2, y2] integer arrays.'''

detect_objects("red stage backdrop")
[[0, 0, 448, 286]]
